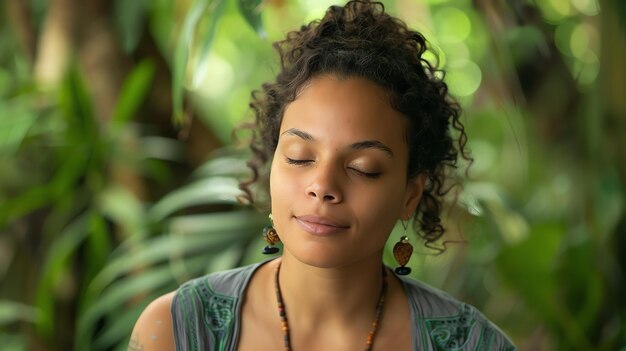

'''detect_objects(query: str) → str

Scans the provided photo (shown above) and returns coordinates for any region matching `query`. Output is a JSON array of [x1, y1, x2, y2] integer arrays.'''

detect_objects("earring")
[[262, 213, 280, 254], [393, 220, 413, 275]]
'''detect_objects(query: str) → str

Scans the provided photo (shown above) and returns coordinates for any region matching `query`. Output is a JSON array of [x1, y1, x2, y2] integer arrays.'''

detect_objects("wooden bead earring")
[[262, 213, 281, 254], [393, 220, 413, 275]]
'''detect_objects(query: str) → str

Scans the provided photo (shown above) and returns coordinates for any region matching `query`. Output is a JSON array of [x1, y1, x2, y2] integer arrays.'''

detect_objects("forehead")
[[281, 75, 408, 148]]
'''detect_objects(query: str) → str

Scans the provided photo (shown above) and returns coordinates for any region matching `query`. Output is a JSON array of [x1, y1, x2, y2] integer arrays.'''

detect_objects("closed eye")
[[349, 168, 382, 179], [285, 157, 313, 166]]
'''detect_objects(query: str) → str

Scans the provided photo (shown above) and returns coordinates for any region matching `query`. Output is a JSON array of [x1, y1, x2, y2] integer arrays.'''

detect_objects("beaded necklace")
[[274, 262, 388, 351]]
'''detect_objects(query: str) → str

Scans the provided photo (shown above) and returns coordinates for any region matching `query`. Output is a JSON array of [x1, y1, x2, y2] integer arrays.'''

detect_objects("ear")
[[401, 173, 427, 220]]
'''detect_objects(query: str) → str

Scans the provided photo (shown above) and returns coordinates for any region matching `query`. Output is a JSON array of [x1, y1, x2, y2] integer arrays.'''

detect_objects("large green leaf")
[[172, 0, 227, 125], [87, 211, 262, 293], [92, 302, 149, 350], [77, 204, 265, 350], [190, 153, 250, 179], [76, 265, 179, 349], [147, 177, 243, 221]]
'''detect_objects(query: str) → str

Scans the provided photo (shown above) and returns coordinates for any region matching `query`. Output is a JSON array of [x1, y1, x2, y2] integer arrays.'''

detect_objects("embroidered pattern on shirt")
[[425, 304, 477, 350], [198, 279, 236, 351]]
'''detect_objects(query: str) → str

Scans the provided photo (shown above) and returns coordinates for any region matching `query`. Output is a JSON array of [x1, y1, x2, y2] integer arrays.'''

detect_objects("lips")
[[294, 215, 349, 235]]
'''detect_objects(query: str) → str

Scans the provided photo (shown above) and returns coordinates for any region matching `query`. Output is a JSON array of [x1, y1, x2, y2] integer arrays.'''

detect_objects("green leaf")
[[59, 67, 96, 135], [78, 254, 212, 351], [191, 153, 250, 179], [49, 146, 91, 198], [166, 210, 266, 235], [140, 136, 185, 162], [172, 0, 227, 125], [147, 177, 243, 221], [84, 213, 113, 284], [0, 301, 38, 326], [172, 0, 212, 125], [92, 301, 149, 350], [97, 185, 146, 239], [35, 212, 91, 338], [110, 59, 156, 130], [77, 210, 265, 349], [0, 97, 38, 156], [191, 0, 228, 88], [76, 265, 177, 349], [0, 332, 27, 351], [88, 211, 264, 293], [113, 0, 148, 53], [0, 185, 51, 227], [237, 0, 265, 37]]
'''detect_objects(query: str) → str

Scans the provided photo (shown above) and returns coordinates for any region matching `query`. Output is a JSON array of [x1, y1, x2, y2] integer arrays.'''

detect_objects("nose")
[[305, 163, 343, 203]]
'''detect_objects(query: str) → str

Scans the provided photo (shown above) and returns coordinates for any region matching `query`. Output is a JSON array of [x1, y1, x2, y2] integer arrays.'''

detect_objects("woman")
[[129, 1, 516, 350]]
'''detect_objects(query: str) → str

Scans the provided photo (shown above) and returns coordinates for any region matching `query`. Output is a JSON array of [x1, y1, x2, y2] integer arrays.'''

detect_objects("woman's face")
[[270, 75, 424, 269]]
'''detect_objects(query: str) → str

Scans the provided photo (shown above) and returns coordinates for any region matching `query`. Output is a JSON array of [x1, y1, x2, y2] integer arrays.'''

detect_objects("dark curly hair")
[[238, 0, 471, 251]]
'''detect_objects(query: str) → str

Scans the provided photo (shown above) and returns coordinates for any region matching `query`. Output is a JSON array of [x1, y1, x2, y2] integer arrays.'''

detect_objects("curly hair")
[[238, 0, 471, 251]]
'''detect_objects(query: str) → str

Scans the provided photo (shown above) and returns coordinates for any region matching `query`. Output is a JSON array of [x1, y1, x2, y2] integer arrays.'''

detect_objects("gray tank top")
[[171, 260, 516, 351]]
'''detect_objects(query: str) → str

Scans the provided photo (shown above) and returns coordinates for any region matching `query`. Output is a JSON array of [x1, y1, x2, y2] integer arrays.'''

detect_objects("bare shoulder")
[[129, 291, 176, 351]]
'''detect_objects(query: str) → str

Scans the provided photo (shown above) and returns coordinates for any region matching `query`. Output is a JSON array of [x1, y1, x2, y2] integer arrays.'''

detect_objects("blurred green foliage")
[[0, 0, 625, 350]]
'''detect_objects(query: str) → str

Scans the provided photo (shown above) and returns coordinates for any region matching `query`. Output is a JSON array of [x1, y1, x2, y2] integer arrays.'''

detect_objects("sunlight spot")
[[434, 7, 471, 43], [537, 0, 569, 23], [445, 60, 482, 97], [548, 0, 573, 16], [571, 0, 600, 16], [570, 23, 596, 60], [192, 54, 234, 99], [554, 21, 576, 57], [443, 41, 470, 63], [468, 139, 497, 176], [573, 59, 600, 86]]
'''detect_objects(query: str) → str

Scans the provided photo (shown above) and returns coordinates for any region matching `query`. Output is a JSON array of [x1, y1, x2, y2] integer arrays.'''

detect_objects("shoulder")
[[169, 261, 268, 350], [399, 276, 517, 350], [400, 276, 467, 316], [173, 261, 262, 303], [171, 262, 262, 323], [130, 292, 176, 351], [129, 262, 264, 351], [170, 264, 252, 325]]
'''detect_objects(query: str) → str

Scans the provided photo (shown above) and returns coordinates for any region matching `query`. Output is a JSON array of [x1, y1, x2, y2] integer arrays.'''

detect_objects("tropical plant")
[[1, 0, 625, 350]]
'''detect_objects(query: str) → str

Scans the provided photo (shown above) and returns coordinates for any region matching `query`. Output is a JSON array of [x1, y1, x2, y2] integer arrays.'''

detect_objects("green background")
[[1, 0, 624, 350]]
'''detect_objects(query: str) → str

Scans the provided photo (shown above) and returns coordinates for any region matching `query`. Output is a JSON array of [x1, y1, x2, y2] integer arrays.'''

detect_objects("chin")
[[283, 243, 371, 270]]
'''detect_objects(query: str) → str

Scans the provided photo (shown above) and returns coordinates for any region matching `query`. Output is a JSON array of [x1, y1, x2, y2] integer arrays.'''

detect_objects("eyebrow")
[[281, 128, 314, 141], [351, 140, 394, 158], [280, 128, 394, 158]]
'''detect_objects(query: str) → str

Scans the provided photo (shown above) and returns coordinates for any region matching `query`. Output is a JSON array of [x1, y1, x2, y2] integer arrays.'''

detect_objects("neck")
[[275, 251, 385, 326]]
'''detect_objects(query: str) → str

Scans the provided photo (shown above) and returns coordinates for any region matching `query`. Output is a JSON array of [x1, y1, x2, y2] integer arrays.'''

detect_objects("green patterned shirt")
[[171, 260, 516, 351]]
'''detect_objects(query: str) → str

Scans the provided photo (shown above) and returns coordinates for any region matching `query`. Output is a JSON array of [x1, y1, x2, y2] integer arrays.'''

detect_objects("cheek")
[[269, 163, 300, 210], [353, 181, 407, 224]]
